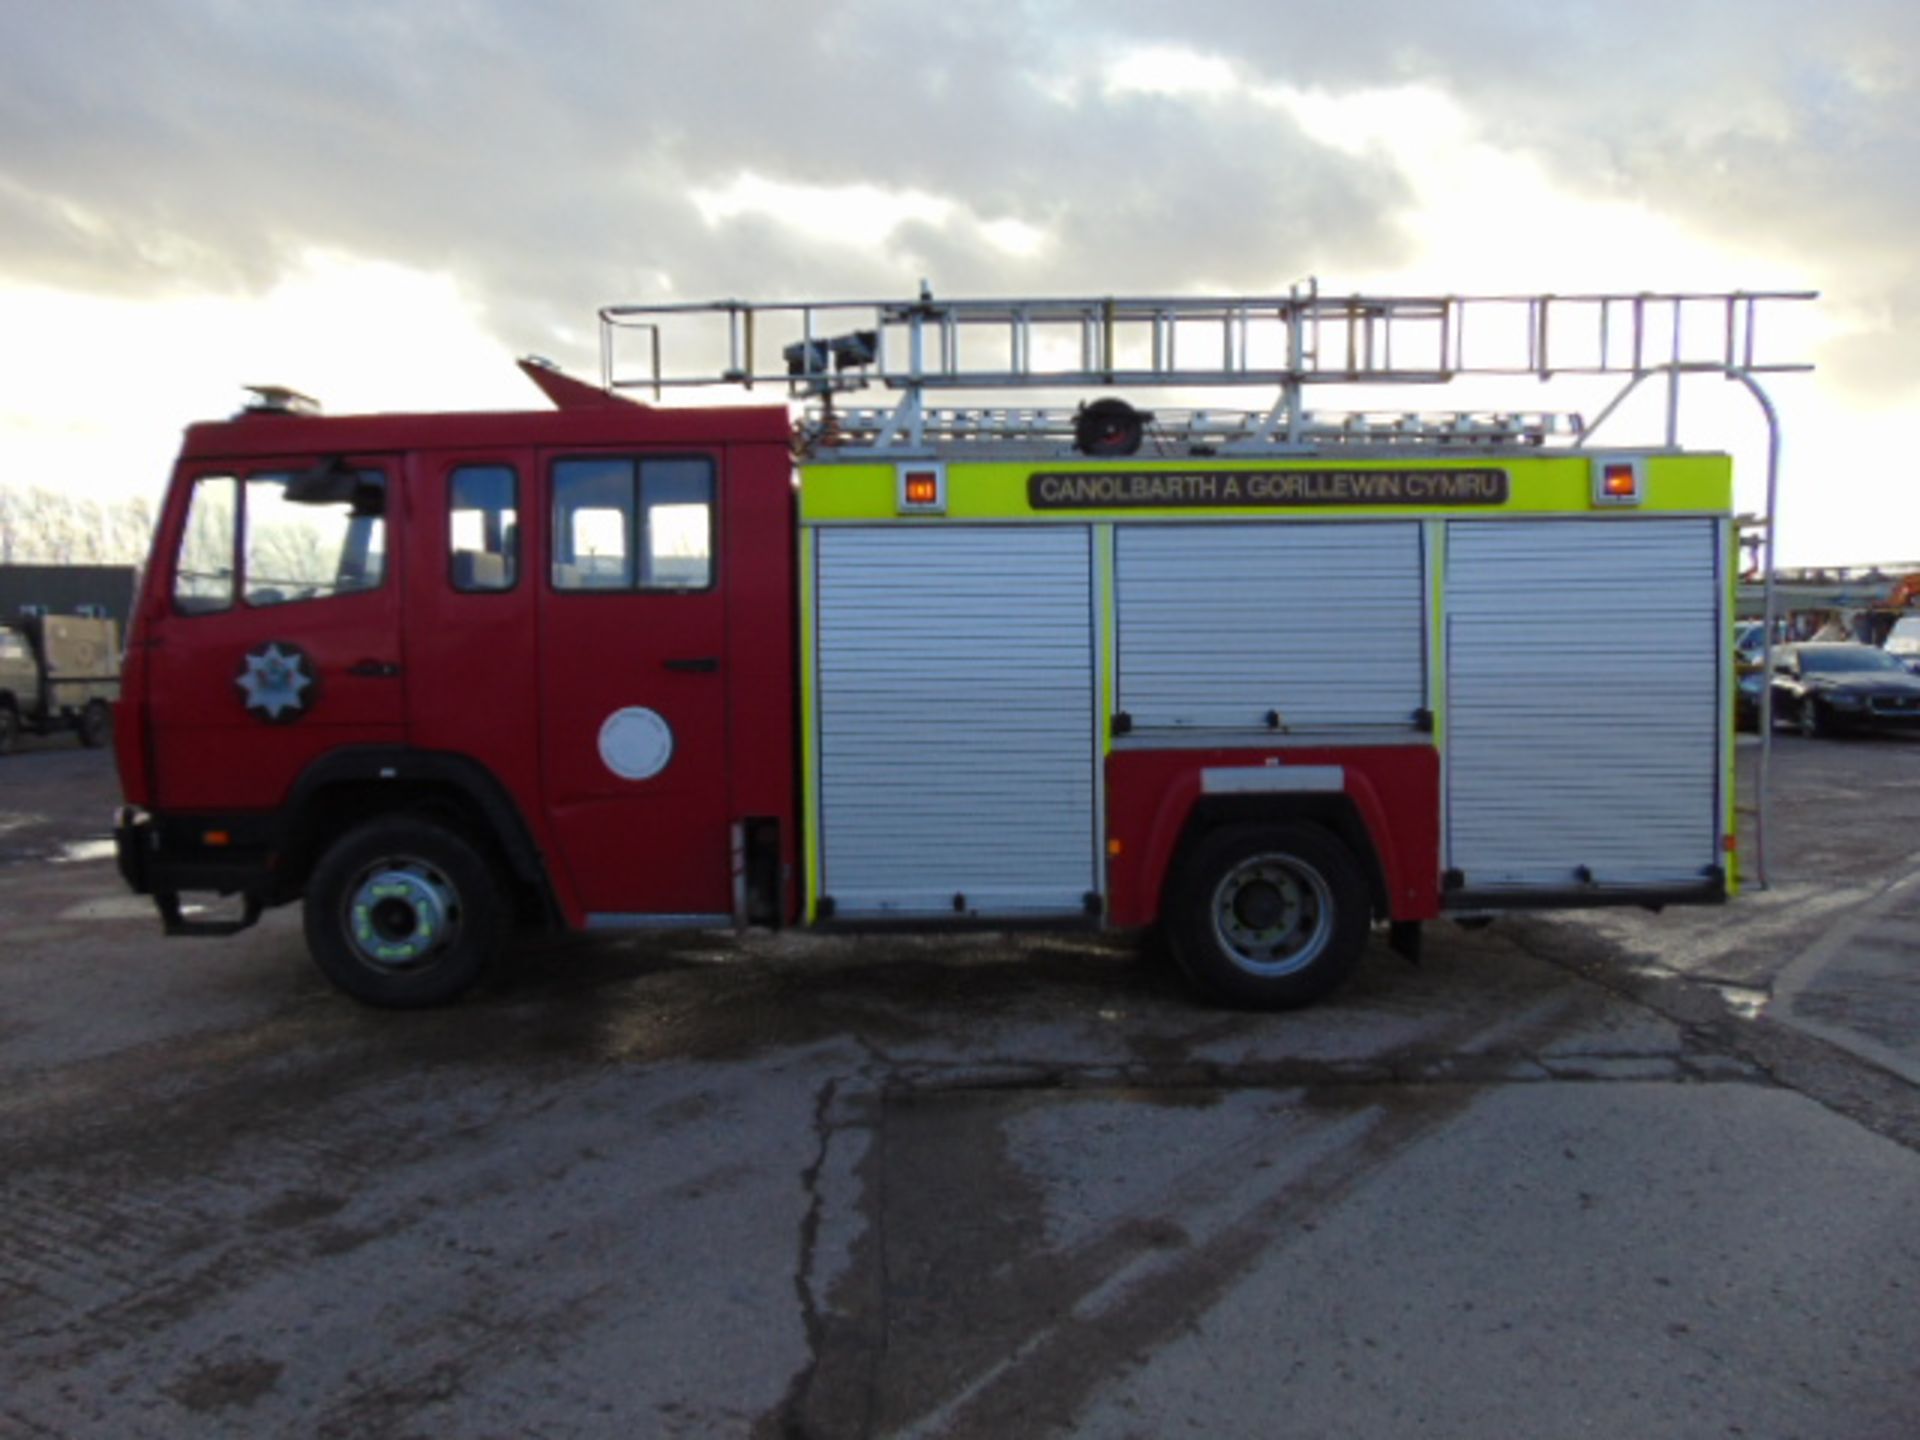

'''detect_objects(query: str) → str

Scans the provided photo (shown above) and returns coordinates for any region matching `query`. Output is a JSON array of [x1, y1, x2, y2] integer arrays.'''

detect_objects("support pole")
[[1725, 370, 1784, 890]]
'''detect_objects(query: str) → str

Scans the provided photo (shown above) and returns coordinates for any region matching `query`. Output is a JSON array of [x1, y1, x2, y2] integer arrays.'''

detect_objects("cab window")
[[172, 475, 238, 615], [243, 471, 386, 607], [551, 457, 713, 591], [449, 465, 518, 592], [642, 460, 714, 588]]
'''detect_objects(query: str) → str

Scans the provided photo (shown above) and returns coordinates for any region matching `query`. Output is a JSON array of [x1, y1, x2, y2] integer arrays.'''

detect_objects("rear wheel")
[[304, 816, 504, 1007], [1165, 822, 1371, 1010], [78, 699, 111, 749], [0, 705, 16, 755]]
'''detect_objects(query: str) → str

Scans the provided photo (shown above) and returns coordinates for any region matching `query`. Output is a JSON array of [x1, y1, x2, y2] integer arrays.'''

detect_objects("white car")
[[1885, 615, 1920, 674]]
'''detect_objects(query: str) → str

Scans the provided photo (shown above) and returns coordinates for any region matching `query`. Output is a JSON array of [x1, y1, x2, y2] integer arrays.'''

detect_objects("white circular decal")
[[598, 707, 675, 781]]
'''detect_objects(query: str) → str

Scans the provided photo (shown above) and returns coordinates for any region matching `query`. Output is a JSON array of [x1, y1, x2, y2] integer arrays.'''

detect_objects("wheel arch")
[[276, 748, 559, 924], [1166, 793, 1389, 923]]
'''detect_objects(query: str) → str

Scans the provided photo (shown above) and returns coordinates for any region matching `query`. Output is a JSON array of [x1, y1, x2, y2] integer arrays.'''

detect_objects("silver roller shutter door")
[[816, 527, 1097, 917], [1446, 518, 1722, 890], [1116, 522, 1426, 730]]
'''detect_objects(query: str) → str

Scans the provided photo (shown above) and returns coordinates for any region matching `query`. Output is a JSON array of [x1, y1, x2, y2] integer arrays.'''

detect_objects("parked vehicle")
[[111, 286, 1814, 1009], [0, 610, 119, 754], [1733, 621, 1769, 729], [1884, 614, 1920, 674], [1770, 642, 1920, 736]]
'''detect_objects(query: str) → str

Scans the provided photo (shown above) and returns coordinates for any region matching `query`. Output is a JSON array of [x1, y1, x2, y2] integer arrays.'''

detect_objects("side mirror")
[[285, 459, 385, 516]]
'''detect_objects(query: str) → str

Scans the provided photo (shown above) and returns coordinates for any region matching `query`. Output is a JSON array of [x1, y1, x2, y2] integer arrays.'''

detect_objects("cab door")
[[536, 451, 731, 920], [404, 450, 542, 833], [145, 457, 404, 811]]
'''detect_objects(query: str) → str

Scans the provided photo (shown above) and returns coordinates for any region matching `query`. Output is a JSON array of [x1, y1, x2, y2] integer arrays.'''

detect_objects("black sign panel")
[[1027, 468, 1510, 510]]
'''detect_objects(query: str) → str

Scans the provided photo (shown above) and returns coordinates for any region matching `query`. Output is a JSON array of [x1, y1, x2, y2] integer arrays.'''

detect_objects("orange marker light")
[[896, 461, 947, 513], [1107, 838, 1124, 857], [1592, 456, 1646, 507], [203, 830, 231, 847]]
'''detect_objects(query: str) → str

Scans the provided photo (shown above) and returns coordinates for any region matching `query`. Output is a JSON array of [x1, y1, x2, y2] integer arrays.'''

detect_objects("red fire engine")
[[113, 286, 1813, 1008]]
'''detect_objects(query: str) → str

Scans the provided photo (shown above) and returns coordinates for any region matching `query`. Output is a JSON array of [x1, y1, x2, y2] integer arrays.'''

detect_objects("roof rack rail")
[[800, 404, 1582, 457], [601, 281, 1815, 452]]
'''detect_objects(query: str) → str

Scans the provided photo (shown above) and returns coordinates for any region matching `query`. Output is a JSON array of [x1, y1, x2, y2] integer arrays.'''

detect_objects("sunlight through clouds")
[[0, 252, 526, 501], [691, 173, 1051, 261], [0, 1, 1911, 561]]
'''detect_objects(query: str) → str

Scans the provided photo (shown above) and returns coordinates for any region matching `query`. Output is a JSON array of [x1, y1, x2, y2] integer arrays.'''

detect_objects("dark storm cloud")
[[0, 0, 1408, 371], [1093, 0, 1920, 389], [0, 0, 1911, 385]]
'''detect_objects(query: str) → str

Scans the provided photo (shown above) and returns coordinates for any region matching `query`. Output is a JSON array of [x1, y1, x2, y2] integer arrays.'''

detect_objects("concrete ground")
[[1, 733, 1917, 1438]]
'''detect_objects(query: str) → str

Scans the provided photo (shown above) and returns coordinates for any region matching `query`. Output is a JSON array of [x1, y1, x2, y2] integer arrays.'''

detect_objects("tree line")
[[0, 487, 157, 566]]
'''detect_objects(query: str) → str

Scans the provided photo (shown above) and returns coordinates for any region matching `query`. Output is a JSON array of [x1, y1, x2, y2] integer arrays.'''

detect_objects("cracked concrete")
[[3, 737, 1920, 1437]]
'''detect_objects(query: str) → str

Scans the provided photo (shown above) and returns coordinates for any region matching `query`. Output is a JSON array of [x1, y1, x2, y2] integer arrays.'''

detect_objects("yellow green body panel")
[[1726, 522, 1744, 895], [799, 454, 1732, 524], [796, 449, 1736, 911], [1094, 524, 1116, 758], [796, 530, 822, 922]]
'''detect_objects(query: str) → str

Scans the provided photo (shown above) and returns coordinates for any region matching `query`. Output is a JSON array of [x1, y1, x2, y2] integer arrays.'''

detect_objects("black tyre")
[[78, 699, 112, 749], [1165, 822, 1371, 1010], [303, 816, 504, 1007], [0, 705, 16, 755]]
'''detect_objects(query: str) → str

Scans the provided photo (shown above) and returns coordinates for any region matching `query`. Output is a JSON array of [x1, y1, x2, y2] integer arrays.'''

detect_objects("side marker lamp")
[[896, 462, 947, 515], [1592, 457, 1646, 507]]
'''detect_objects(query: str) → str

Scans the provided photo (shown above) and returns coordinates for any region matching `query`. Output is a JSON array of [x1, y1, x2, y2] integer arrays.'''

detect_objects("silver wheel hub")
[[345, 862, 459, 969], [1211, 854, 1333, 977]]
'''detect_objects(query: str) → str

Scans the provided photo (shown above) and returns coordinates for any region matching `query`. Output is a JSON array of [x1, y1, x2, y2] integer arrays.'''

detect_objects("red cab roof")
[[179, 389, 792, 463]]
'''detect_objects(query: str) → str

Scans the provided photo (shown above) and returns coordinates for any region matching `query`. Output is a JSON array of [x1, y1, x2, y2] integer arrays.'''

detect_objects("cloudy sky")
[[1, 0, 1914, 563]]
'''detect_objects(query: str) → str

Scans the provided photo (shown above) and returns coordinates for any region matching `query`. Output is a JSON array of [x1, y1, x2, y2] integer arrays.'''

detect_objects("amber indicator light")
[[1603, 464, 1639, 497], [904, 473, 940, 505]]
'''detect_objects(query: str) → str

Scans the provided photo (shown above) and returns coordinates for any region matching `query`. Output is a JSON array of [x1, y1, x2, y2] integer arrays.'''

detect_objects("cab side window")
[[449, 466, 518, 592], [551, 457, 713, 592], [641, 459, 714, 589], [173, 476, 238, 615]]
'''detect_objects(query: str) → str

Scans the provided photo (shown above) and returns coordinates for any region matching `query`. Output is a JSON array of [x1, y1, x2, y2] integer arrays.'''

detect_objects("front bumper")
[[114, 806, 270, 936]]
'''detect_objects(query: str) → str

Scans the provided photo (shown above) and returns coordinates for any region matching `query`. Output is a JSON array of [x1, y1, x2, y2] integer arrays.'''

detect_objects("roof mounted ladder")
[[601, 282, 1815, 454]]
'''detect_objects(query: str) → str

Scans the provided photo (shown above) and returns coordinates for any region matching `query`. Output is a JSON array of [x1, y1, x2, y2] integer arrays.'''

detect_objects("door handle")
[[664, 657, 719, 673], [347, 659, 403, 678]]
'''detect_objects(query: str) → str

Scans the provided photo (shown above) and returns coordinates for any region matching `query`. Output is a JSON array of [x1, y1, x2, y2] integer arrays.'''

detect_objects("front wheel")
[[1165, 822, 1371, 1010], [304, 817, 505, 1007], [0, 706, 17, 755]]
